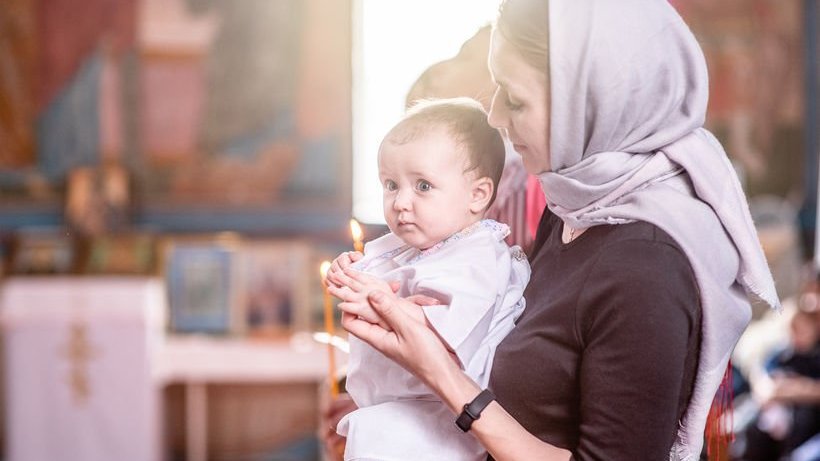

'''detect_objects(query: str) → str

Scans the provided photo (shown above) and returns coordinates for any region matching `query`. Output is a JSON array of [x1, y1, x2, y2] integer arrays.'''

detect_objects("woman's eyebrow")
[[492, 75, 514, 92]]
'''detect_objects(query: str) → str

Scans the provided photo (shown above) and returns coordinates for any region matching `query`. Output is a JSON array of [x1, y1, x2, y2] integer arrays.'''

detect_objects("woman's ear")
[[469, 177, 494, 214]]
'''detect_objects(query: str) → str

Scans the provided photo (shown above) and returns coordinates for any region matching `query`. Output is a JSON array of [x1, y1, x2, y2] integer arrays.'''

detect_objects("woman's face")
[[487, 31, 550, 174]]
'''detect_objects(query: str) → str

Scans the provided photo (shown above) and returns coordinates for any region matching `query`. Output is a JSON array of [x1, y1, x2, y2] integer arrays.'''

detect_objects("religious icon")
[[240, 240, 313, 338], [162, 234, 244, 335]]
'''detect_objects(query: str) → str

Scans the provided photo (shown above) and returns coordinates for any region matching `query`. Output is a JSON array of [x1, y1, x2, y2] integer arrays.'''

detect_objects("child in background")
[[326, 98, 529, 461], [738, 305, 820, 461]]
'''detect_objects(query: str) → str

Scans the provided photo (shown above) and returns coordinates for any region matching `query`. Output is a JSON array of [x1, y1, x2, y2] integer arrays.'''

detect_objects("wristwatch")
[[455, 389, 496, 432]]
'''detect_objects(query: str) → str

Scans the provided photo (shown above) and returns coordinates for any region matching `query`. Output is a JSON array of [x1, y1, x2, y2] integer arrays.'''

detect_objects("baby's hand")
[[327, 267, 394, 329], [326, 251, 363, 288]]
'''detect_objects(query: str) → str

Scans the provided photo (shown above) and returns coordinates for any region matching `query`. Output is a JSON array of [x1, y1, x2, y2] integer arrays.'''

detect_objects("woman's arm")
[[432, 356, 572, 460], [341, 287, 571, 461]]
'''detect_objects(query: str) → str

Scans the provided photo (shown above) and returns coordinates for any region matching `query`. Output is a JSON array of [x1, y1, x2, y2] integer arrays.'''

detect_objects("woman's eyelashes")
[[495, 85, 523, 112], [505, 93, 523, 111]]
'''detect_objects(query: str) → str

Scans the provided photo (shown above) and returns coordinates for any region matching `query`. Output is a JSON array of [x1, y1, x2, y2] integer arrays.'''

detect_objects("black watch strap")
[[455, 389, 496, 432]]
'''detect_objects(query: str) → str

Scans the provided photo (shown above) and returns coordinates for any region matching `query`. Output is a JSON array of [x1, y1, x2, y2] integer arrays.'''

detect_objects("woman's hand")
[[327, 266, 399, 328], [341, 287, 460, 389], [319, 393, 357, 461]]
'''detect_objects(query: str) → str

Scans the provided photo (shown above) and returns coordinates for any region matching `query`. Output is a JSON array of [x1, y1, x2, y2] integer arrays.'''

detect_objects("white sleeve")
[[409, 233, 501, 371]]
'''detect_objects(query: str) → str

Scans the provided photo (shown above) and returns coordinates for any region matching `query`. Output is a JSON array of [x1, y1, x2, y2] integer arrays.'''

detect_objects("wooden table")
[[155, 334, 345, 461]]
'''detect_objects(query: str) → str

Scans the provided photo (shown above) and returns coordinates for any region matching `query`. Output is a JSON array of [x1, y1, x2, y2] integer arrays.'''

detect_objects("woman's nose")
[[487, 88, 508, 131]]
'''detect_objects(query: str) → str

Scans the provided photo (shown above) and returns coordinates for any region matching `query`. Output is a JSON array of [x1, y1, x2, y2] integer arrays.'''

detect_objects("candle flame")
[[349, 219, 363, 242], [320, 261, 331, 278]]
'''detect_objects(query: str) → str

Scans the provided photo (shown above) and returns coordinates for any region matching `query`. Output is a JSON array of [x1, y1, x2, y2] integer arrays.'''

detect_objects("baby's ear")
[[469, 176, 494, 214]]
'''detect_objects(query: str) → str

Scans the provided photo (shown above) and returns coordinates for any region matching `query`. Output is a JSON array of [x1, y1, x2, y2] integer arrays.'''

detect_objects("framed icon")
[[162, 234, 244, 335]]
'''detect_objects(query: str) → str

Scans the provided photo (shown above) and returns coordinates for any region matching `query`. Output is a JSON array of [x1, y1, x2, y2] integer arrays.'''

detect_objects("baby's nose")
[[392, 189, 412, 211]]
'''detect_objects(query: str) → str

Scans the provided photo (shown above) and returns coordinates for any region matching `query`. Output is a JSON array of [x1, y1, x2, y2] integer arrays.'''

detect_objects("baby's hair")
[[383, 97, 505, 208]]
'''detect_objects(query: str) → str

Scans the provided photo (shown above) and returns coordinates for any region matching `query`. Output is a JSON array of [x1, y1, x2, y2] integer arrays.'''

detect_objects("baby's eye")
[[416, 180, 432, 192], [384, 179, 397, 191]]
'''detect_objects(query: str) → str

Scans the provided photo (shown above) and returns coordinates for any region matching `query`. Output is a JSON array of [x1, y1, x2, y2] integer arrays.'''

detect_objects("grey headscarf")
[[541, 1, 780, 459]]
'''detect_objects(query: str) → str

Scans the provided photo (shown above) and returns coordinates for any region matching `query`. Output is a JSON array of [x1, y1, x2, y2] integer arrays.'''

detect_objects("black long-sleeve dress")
[[489, 208, 702, 461]]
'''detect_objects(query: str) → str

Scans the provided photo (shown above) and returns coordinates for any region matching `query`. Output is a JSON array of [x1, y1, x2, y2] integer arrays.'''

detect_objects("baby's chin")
[[391, 227, 438, 251]]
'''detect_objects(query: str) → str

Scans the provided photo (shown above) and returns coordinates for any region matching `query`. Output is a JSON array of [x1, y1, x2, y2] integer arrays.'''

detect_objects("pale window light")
[[352, 0, 500, 224]]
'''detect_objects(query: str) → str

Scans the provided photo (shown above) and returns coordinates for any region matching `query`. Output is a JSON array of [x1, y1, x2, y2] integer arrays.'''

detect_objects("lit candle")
[[350, 219, 364, 253], [320, 261, 339, 398]]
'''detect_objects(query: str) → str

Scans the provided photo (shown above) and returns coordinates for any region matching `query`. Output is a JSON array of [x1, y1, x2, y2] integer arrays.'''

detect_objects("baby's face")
[[378, 129, 478, 250]]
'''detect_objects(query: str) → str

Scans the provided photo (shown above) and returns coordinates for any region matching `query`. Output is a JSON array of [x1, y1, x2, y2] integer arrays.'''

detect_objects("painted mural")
[[0, 0, 352, 232], [0, 0, 809, 231]]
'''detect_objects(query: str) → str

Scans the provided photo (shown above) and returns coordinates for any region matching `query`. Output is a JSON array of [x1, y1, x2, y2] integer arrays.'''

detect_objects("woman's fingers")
[[338, 301, 391, 331], [339, 301, 377, 323], [320, 393, 356, 461], [341, 310, 397, 351], [366, 290, 410, 335]]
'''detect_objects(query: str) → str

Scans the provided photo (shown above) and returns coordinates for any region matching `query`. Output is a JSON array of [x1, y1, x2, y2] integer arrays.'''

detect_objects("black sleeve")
[[572, 239, 700, 461]]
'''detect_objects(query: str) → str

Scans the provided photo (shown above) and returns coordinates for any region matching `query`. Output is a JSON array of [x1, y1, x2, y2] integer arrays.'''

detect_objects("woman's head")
[[488, 0, 710, 176], [488, 0, 550, 175]]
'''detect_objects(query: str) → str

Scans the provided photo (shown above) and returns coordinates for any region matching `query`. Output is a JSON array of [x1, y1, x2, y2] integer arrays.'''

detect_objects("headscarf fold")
[[542, 1, 780, 459]]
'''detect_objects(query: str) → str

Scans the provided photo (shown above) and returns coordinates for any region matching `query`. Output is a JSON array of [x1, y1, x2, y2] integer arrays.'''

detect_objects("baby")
[[327, 98, 530, 461]]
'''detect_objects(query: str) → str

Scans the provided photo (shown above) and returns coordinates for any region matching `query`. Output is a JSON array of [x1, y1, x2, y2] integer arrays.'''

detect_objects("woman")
[[332, 0, 779, 459]]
